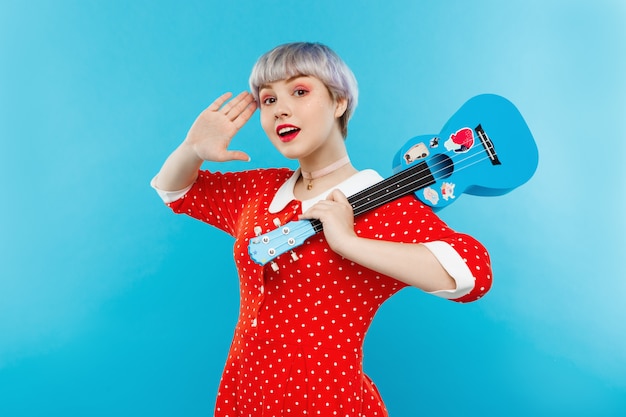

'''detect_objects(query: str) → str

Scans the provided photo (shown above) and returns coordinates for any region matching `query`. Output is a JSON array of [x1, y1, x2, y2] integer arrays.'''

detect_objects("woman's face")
[[258, 75, 347, 161]]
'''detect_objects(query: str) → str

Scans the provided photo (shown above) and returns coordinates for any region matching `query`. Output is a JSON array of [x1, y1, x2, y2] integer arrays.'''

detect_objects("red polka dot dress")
[[159, 168, 492, 416]]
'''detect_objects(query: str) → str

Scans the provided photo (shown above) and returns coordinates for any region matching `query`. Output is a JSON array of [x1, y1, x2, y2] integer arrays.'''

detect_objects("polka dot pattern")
[[167, 169, 492, 416]]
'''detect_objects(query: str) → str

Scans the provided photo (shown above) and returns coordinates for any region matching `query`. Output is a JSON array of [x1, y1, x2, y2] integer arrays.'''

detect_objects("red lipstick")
[[276, 124, 301, 142]]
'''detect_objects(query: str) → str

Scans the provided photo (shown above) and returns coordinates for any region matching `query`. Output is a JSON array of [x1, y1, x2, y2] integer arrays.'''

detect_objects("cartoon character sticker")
[[403, 142, 429, 164], [429, 136, 439, 148], [441, 182, 456, 200], [444, 127, 474, 153], [423, 187, 439, 205]]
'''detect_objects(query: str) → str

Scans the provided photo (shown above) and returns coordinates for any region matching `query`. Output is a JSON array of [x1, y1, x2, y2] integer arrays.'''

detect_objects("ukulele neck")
[[310, 161, 435, 233]]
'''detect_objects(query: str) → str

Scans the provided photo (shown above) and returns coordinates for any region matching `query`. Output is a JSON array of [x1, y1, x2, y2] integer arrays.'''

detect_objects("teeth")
[[278, 127, 299, 136]]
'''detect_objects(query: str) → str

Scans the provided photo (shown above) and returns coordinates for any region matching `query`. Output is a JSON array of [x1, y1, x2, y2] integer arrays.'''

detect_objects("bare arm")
[[299, 189, 456, 292], [154, 91, 257, 191], [334, 234, 456, 292]]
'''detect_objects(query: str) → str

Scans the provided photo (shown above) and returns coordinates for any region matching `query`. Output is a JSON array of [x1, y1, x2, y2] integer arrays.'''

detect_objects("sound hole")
[[430, 154, 454, 180]]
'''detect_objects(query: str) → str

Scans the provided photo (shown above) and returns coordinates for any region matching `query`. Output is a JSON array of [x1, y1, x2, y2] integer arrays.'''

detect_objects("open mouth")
[[277, 125, 301, 142]]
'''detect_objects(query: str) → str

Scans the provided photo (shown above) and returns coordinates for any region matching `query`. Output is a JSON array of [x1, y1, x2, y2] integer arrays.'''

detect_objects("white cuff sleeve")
[[421, 241, 474, 300], [150, 175, 193, 204]]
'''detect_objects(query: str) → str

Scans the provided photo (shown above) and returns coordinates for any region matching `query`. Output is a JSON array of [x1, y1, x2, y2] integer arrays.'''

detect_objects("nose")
[[274, 102, 291, 119]]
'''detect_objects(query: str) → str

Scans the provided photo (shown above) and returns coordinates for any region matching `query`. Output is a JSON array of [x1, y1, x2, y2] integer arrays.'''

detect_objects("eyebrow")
[[259, 75, 310, 91]]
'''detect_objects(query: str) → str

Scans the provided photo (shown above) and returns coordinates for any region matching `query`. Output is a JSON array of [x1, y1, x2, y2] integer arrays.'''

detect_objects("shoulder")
[[197, 167, 294, 188]]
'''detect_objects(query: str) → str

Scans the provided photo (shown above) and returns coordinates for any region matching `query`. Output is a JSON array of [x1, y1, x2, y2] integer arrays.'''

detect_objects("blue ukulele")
[[248, 94, 538, 266]]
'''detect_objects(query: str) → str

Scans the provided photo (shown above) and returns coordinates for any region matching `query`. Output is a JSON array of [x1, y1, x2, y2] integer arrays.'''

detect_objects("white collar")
[[268, 168, 384, 213]]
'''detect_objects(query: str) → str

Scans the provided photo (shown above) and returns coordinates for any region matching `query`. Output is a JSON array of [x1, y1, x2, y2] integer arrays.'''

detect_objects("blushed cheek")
[[260, 123, 282, 151], [259, 114, 274, 138]]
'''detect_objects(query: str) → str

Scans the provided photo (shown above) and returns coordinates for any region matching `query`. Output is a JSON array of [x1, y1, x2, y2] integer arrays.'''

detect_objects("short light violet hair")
[[249, 42, 358, 139]]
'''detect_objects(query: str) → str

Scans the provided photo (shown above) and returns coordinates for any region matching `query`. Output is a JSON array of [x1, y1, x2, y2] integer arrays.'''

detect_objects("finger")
[[225, 150, 251, 162], [326, 189, 346, 201], [207, 92, 234, 111], [326, 190, 352, 209], [298, 204, 323, 220], [299, 200, 336, 220], [227, 92, 256, 118], [231, 100, 258, 129], [221, 91, 253, 117]]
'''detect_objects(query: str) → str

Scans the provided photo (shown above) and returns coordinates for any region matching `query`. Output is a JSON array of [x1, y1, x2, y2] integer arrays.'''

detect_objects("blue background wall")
[[1, 0, 625, 415]]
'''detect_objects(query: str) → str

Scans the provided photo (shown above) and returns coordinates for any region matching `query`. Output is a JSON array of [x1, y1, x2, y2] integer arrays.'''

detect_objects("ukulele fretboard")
[[310, 161, 435, 233]]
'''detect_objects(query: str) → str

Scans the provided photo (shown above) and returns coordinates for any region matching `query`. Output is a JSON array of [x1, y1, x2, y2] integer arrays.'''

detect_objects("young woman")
[[152, 42, 492, 416]]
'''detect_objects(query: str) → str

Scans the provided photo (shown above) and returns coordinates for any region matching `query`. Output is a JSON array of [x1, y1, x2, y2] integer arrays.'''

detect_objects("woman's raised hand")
[[184, 91, 257, 162]]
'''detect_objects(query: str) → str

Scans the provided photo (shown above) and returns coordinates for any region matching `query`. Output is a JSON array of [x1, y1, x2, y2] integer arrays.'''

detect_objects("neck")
[[299, 155, 353, 191], [301, 156, 351, 179]]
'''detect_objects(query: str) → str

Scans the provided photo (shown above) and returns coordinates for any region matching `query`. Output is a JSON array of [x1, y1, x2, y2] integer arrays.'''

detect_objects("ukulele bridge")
[[475, 124, 501, 165]]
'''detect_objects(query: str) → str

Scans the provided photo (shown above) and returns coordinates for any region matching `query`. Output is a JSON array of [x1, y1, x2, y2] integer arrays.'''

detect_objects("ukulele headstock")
[[248, 220, 316, 266]]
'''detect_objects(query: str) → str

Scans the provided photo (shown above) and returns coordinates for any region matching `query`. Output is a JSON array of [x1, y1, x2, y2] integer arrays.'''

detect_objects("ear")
[[334, 97, 348, 118]]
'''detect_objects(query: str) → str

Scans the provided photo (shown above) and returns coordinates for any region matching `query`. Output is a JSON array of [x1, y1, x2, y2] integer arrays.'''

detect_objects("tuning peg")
[[290, 251, 299, 262], [273, 218, 281, 227], [270, 262, 279, 272], [254, 226, 262, 236]]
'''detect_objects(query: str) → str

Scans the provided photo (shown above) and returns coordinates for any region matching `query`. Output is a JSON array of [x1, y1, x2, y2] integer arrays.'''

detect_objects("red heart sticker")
[[451, 127, 474, 150]]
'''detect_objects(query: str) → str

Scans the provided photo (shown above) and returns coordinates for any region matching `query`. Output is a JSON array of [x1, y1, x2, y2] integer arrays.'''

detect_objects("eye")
[[293, 88, 309, 97], [261, 96, 276, 105]]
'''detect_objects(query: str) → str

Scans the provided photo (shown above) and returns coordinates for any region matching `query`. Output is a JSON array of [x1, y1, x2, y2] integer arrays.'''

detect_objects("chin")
[[276, 148, 302, 161], [270, 140, 300, 159]]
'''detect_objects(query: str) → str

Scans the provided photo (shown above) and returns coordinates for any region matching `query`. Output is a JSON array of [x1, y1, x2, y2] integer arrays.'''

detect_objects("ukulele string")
[[352, 154, 493, 216], [348, 146, 494, 213], [264, 220, 319, 255]]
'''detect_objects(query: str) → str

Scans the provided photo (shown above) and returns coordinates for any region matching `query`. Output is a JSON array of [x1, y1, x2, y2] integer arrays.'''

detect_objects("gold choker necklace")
[[300, 156, 351, 190]]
